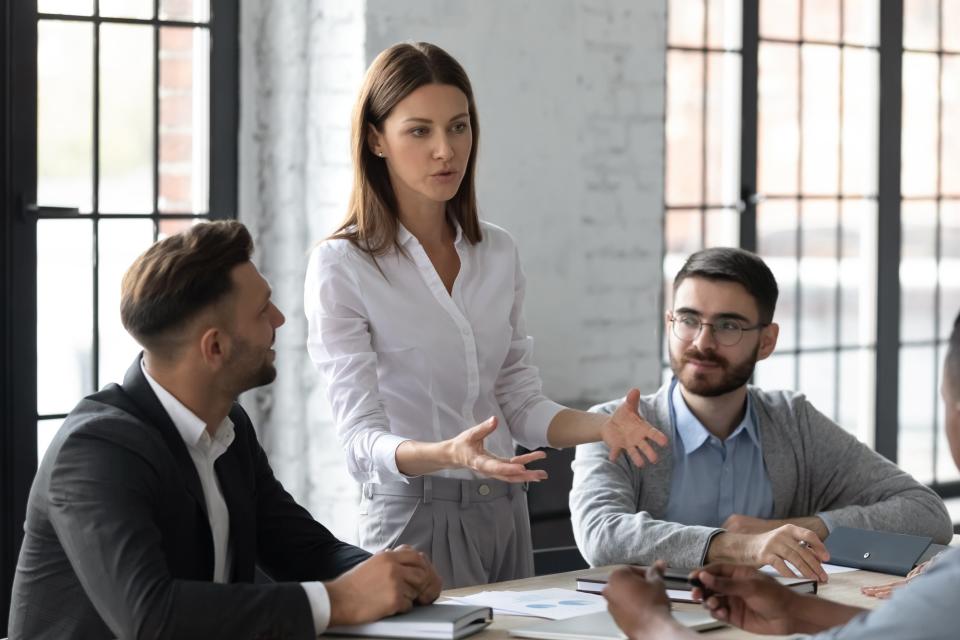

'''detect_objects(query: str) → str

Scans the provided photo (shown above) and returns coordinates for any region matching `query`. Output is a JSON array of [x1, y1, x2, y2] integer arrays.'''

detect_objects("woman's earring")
[[378, 151, 384, 158]]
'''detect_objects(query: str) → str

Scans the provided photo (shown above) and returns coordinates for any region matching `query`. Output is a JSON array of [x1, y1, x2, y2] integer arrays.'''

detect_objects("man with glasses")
[[569, 247, 951, 581]]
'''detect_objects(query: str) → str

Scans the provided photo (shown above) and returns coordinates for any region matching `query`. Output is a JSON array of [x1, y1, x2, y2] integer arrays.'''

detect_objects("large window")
[[1, 0, 236, 628], [664, 0, 960, 490], [34, 0, 232, 457]]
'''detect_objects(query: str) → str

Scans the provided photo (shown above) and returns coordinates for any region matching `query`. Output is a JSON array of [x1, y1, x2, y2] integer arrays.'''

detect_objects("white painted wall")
[[239, 0, 666, 540]]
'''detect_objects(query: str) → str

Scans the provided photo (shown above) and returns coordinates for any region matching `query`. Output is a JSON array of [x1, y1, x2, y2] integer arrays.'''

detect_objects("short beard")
[[669, 342, 759, 397], [227, 338, 277, 395]]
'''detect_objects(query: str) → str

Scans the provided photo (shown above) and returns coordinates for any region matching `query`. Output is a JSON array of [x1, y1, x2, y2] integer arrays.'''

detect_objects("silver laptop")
[[508, 610, 724, 639]]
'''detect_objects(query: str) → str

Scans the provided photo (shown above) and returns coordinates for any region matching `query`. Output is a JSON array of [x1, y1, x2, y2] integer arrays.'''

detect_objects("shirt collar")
[[140, 359, 234, 450], [396, 217, 464, 248], [671, 380, 760, 453]]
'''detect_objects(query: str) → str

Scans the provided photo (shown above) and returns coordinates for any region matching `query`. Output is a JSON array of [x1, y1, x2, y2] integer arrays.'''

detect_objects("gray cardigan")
[[569, 383, 953, 569]]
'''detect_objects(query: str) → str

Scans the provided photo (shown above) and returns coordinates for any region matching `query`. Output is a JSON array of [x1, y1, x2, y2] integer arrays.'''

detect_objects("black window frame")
[[1, 0, 237, 630], [664, 0, 960, 498]]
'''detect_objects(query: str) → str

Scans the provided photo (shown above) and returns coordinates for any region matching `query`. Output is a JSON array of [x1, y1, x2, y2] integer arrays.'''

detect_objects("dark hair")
[[673, 247, 779, 324], [947, 311, 960, 394], [120, 220, 253, 352], [331, 41, 482, 256]]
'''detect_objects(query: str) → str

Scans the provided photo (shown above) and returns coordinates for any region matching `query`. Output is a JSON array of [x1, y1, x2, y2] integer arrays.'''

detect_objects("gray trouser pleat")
[[358, 476, 534, 589]]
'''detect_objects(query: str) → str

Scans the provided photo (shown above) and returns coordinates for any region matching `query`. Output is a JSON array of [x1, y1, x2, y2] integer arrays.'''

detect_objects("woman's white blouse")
[[304, 220, 564, 484]]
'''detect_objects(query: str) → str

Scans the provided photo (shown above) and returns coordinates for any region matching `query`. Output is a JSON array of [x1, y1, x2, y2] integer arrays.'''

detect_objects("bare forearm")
[[789, 594, 866, 634], [546, 409, 602, 448], [778, 516, 828, 540], [706, 532, 749, 564], [395, 440, 453, 476]]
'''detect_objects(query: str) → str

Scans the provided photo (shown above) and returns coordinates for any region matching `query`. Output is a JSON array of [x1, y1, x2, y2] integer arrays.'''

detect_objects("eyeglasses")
[[669, 312, 768, 347]]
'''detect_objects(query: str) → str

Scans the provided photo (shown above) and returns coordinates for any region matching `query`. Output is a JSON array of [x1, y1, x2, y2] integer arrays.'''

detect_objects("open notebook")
[[508, 609, 724, 639]]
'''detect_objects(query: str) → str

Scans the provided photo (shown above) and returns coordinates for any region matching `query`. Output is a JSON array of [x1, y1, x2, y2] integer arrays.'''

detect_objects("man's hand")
[[602, 562, 692, 640], [690, 564, 800, 635], [326, 546, 442, 625], [723, 514, 829, 540], [601, 389, 669, 468], [707, 524, 830, 582], [861, 557, 933, 599], [448, 417, 548, 483]]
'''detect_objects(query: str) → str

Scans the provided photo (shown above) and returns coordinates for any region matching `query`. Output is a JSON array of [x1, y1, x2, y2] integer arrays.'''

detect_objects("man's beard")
[[227, 336, 277, 395], [669, 342, 759, 397]]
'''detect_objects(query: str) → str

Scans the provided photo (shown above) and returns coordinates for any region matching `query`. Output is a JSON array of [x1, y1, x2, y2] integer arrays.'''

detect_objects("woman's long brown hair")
[[329, 42, 483, 257]]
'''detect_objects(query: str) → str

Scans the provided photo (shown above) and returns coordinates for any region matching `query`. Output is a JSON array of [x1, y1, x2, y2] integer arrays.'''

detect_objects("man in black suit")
[[8, 221, 441, 639]]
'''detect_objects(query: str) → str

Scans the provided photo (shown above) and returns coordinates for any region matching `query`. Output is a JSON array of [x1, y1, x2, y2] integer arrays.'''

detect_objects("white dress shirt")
[[140, 361, 332, 635], [305, 220, 565, 484]]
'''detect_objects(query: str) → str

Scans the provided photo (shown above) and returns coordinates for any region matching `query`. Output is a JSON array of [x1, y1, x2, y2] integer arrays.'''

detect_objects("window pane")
[[759, 43, 799, 195], [941, 55, 960, 194], [899, 345, 937, 484], [844, 0, 880, 47], [665, 209, 703, 256], [705, 53, 741, 206], [941, 201, 960, 339], [668, 0, 705, 47], [37, 418, 65, 466], [760, 0, 799, 40], [904, 0, 940, 50], [706, 0, 742, 49], [705, 209, 739, 247], [98, 220, 155, 388], [803, 0, 840, 42], [757, 200, 799, 350], [842, 48, 879, 196], [38, 21, 93, 212], [800, 200, 838, 349], [159, 216, 201, 239], [901, 200, 938, 342], [39, 0, 93, 16], [37, 219, 93, 415], [838, 348, 876, 443], [666, 51, 704, 206], [945, 1, 960, 51], [160, 0, 211, 22], [99, 24, 155, 213], [99, 0, 153, 19], [802, 45, 840, 195], [840, 200, 877, 346], [159, 27, 210, 213], [753, 353, 796, 391], [901, 53, 940, 197], [799, 351, 837, 421]]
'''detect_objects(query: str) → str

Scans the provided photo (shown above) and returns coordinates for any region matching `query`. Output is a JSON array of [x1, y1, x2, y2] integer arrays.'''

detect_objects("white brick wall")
[[239, 0, 666, 540]]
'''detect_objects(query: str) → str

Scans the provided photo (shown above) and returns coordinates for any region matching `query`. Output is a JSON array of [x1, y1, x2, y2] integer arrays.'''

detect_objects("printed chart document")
[[445, 588, 607, 620], [324, 603, 492, 639]]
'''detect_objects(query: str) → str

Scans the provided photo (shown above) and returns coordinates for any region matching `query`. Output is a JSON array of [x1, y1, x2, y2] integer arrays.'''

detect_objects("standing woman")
[[305, 42, 667, 588]]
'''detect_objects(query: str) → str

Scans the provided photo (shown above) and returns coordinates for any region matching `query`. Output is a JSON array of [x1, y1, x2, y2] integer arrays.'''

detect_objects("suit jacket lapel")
[[121, 355, 209, 519]]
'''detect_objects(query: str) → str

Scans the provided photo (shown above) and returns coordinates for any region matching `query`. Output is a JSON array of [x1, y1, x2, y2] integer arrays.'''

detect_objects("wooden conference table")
[[325, 563, 903, 640]]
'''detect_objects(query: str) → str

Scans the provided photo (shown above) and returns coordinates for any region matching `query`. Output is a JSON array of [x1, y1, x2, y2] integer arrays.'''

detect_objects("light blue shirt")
[[664, 378, 774, 527]]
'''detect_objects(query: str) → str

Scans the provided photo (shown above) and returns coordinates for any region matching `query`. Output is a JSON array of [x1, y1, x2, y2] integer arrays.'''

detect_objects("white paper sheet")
[[443, 588, 608, 620]]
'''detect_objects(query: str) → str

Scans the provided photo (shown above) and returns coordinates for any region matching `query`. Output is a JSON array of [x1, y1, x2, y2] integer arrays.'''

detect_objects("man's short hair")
[[673, 247, 779, 324], [120, 220, 253, 352], [947, 311, 960, 395]]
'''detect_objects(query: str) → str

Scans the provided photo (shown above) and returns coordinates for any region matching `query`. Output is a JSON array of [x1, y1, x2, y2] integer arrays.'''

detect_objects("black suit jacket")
[[8, 356, 370, 639]]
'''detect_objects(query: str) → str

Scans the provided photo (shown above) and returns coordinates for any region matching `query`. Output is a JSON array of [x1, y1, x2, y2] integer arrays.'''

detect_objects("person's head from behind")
[[120, 220, 285, 396], [339, 41, 482, 254], [943, 312, 960, 470], [668, 247, 780, 398]]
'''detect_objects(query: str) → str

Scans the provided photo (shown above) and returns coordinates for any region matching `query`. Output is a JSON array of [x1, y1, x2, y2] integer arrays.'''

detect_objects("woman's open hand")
[[448, 417, 548, 482], [600, 389, 669, 467]]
